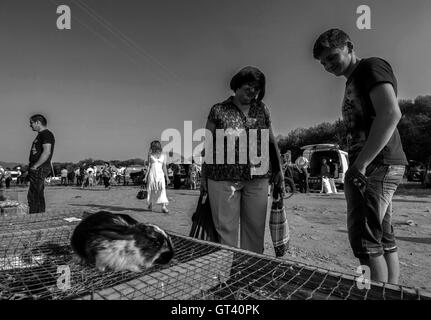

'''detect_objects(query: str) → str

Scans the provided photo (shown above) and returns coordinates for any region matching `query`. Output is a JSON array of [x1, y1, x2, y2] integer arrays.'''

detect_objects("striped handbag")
[[269, 185, 290, 257]]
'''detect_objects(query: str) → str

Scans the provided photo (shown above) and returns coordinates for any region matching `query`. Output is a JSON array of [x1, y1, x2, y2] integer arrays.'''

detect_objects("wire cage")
[[1, 210, 431, 300]]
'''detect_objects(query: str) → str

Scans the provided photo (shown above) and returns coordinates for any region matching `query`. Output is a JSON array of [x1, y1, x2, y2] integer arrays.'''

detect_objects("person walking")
[[27, 114, 55, 214], [101, 162, 112, 189], [144, 140, 170, 213]]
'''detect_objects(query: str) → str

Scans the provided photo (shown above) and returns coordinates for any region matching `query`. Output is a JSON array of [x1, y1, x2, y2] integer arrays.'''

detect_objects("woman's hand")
[[272, 171, 284, 187], [200, 176, 208, 193], [272, 171, 286, 197], [166, 177, 170, 185]]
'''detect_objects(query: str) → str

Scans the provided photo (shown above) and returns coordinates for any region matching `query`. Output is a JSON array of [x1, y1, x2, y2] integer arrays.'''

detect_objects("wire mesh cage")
[[1, 210, 430, 300]]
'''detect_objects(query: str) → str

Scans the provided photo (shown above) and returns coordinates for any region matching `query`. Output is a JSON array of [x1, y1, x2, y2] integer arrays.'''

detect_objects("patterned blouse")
[[204, 96, 273, 181]]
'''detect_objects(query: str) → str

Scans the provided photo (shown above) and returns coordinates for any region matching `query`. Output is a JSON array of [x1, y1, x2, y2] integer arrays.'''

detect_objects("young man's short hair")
[[30, 114, 48, 126], [313, 28, 352, 59]]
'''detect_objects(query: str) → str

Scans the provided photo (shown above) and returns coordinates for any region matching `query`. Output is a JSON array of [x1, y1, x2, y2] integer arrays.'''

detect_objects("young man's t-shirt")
[[342, 57, 408, 166], [29, 129, 55, 170]]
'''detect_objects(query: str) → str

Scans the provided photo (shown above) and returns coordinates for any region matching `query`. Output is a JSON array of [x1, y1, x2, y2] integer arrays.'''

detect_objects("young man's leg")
[[39, 182, 46, 213], [39, 168, 50, 213], [359, 256, 388, 283], [240, 178, 270, 254], [345, 166, 386, 282], [207, 179, 241, 248], [384, 251, 400, 284], [345, 164, 404, 284], [382, 199, 403, 284], [368, 165, 404, 283], [27, 170, 44, 214]]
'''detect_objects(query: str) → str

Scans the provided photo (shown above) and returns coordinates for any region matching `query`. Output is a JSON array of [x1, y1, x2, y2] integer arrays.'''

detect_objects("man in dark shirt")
[[313, 29, 408, 284], [27, 114, 55, 214]]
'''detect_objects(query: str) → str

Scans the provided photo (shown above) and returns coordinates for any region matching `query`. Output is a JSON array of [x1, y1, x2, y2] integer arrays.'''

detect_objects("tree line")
[[277, 95, 431, 164]]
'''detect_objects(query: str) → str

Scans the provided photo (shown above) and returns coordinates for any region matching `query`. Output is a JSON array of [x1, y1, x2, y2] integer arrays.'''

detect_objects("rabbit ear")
[[115, 214, 138, 226]]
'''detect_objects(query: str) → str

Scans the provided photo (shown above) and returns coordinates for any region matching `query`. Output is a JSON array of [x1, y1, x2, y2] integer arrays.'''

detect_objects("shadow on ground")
[[396, 236, 431, 245], [69, 203, 149, 212], [393, 199, 431, 204], [337, 229, 431, 245]]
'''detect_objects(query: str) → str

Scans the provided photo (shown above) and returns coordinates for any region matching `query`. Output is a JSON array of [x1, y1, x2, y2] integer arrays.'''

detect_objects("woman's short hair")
[[313, 28, 352, 59], [230, 66, 266, 102], [150, 140, 162, 154]]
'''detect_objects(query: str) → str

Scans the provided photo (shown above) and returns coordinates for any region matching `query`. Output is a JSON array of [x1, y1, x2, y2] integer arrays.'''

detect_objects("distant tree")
[[398, 96, 431, 163], [277, 95, 431, 163]]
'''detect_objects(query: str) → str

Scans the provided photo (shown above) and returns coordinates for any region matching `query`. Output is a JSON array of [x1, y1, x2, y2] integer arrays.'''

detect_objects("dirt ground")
[[5, 180, 431, 291]]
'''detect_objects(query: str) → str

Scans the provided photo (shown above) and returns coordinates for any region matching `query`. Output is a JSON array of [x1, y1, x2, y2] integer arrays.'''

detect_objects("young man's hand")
[[346, 166, 367, 191], [200, 177, 208, 193]]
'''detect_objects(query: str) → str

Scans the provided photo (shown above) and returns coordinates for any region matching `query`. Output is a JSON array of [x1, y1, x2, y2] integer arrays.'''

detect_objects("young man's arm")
[[351, 83, 402, 174], [30, 144, 52, 170]]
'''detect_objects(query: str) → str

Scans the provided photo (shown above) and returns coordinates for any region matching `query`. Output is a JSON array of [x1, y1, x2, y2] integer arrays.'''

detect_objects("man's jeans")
[[344, 164, 405, 259], [27, 167, 51, 214]]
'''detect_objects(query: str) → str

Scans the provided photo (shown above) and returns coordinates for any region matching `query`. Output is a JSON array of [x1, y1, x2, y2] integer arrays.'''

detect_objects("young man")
[[313, 29, 408, 284], [28, 114, 55, 214]]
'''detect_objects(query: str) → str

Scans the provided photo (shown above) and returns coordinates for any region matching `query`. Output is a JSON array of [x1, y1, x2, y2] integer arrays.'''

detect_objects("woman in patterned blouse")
[[200, 66, 284, 254]]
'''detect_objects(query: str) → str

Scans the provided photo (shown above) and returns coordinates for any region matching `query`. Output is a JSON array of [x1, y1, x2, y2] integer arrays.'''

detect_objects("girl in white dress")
[[144, 141, 170, 213]]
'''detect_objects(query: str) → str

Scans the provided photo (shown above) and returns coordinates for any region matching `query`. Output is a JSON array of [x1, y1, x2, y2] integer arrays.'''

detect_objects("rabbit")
[[70, 211, 174, 272]]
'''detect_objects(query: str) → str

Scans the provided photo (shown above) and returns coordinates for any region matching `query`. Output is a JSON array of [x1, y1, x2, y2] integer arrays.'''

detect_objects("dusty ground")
[[4, 180, 431, 291]]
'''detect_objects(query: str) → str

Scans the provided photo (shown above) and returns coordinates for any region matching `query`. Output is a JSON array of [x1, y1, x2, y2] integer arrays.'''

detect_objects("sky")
[[0, 0, 430, 163]]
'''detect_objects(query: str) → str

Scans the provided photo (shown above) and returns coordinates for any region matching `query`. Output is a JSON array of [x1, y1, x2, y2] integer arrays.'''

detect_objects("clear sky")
[[1, 0, 430, 163]]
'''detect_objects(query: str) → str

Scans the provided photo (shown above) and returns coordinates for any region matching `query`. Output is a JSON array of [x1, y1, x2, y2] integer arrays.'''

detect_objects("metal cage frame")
[[1, 210, 430, 300]]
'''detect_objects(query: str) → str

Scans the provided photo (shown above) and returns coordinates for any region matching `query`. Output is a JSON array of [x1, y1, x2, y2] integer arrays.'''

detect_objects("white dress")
[[147, 154, 168, 204]]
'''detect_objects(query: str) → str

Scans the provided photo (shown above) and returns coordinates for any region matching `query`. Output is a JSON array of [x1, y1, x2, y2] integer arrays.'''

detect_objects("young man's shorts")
[[344, 164, 405, 259]]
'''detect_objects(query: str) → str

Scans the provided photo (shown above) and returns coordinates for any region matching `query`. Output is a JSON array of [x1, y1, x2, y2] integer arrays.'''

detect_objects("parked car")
[[406, 160, 425, 182], [423, 157, 431, 188], [45, 175, 61, 185], [9, 171, 20, 182], [300, 144, 349, 190]]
